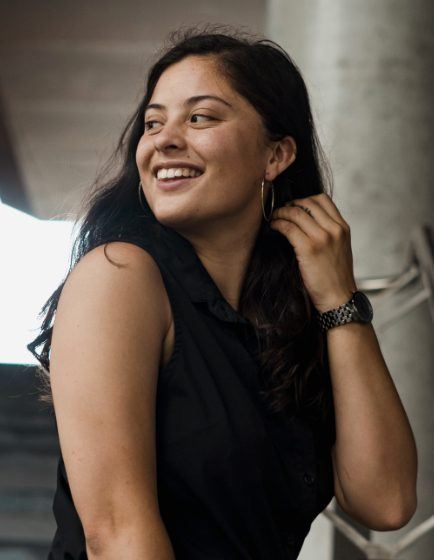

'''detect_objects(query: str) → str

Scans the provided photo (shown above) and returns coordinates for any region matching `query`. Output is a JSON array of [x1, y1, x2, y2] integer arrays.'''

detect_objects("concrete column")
[[266, 2, 433, 560]]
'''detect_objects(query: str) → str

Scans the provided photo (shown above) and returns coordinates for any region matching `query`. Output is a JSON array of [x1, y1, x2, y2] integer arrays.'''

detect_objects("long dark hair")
[[27, 23, 335, 436]]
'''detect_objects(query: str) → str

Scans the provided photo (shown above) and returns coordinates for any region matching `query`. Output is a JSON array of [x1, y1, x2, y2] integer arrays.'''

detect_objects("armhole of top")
[[156, 262, 183, 381], [96, 238, 183, 384]]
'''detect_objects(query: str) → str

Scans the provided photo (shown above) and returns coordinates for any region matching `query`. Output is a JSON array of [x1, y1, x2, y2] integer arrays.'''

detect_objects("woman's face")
[[136, 55, 279, 235]]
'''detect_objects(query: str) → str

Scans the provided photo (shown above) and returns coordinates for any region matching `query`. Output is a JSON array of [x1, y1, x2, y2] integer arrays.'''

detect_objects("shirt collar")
[[134, 213, 252, 327]]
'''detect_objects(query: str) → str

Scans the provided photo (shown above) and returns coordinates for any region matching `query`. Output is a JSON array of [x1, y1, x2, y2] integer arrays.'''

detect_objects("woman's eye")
[[144, 114, 215, 131], [144, 120, 160, 131], [190, 113, 215, 123]]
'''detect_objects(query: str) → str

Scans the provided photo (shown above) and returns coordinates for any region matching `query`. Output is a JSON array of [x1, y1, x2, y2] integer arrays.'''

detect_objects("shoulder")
[[57, 240, 172, 343], [72, 240, 167, 291], [50, 238, 173, 401], [78, 240, 163, 275]]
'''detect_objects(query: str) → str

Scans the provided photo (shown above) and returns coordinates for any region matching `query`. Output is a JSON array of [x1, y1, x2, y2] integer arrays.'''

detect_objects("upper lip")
[[152, 161, 204, 177]]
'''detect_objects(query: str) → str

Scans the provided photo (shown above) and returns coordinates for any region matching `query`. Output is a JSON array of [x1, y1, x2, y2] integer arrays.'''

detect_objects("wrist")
[[314, 289, 356, 314], [316, 289, 374, 332]]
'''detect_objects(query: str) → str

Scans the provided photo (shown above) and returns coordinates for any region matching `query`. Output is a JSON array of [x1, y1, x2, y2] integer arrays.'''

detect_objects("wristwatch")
[[316, 290, 373, 332]]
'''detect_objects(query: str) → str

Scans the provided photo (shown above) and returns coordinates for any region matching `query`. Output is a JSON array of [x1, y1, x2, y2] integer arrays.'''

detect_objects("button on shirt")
[[47, 211, 336, 560]]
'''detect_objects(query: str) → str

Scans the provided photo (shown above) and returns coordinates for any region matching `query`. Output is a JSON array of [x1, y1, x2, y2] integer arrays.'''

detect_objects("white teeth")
[[156, 167, 202, 180]]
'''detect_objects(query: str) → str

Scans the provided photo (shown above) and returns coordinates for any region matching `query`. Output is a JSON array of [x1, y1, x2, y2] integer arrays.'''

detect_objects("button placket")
[[303, 471, 316, 486], [282, 529, 296, 555]]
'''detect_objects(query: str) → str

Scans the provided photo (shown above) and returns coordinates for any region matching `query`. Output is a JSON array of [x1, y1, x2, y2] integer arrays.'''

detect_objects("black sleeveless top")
[[47, 212, 336, 560]]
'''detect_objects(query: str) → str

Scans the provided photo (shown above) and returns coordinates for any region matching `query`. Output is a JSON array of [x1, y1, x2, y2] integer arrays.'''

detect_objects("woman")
[[28, 24, 417, 559]]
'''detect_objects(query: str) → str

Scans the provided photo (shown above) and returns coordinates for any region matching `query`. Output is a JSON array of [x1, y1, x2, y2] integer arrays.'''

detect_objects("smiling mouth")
[[157, 173, 202, 182], [158, 175, 197, 181], [155, 173, 203, 190], [155, 169, 203, 180]]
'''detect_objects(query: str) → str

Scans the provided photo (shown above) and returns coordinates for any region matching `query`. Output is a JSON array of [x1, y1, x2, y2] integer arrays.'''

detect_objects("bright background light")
[[0, 199, 75, 365]]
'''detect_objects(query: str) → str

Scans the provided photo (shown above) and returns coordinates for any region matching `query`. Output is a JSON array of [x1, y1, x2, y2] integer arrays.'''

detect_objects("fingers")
[[271, 194, 349, 238], [300, 194, 349, 228], [269, 214, 310, 250]]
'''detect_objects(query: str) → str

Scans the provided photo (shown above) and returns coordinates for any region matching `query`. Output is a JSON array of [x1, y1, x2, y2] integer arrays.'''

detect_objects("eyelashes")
[[144, 114, 216, 131]]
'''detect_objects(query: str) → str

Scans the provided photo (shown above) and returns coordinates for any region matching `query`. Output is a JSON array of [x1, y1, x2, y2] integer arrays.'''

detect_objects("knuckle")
[[317, 231, 331, 246], [305, 241, 316, 254], [334, 224, 346, 238], [281, 220, 293, 231]]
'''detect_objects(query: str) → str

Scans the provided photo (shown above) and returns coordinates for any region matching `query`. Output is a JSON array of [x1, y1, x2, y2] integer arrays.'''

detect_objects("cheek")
[[209, 127, 261, 169], [199, 130, 263, 194], [194, 126, 243, 161], [136, 137, 152, 166]]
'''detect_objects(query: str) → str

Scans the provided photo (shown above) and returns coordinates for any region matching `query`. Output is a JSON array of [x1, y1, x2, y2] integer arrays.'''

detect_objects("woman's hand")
[[269, 193, 358, 313]]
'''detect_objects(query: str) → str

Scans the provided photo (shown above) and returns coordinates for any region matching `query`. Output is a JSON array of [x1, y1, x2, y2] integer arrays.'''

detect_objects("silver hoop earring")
[[261, 177, 275, 222]]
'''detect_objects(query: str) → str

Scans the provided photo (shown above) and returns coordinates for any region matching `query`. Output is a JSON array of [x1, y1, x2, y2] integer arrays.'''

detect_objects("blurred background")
[[0, 1, 433, 559]]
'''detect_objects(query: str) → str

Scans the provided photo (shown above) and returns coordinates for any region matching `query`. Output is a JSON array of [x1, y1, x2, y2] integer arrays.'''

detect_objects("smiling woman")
[[25, 24, 336, 560], [25, 21, 416, 560], [136, 53, 292, 233]]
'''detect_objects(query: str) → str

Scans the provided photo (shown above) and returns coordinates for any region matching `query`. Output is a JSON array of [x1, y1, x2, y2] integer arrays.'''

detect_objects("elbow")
[[341, 490, 418, 532], [85, 533, 105, 558], [368, 494, 418, 531], [385, 498, 418, 531], [83, 522, 116, 558], [82, 516, 176, 560]]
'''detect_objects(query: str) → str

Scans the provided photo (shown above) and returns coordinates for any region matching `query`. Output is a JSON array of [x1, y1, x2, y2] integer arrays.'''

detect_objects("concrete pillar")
[[266, 2, 433, 559]]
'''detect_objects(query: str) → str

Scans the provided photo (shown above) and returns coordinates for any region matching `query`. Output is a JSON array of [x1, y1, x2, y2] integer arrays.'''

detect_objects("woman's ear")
[[266, 136, 297, 181]]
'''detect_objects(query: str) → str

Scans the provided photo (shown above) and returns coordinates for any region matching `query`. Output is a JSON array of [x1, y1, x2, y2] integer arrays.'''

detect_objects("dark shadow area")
[[0, 363, 59, 559]]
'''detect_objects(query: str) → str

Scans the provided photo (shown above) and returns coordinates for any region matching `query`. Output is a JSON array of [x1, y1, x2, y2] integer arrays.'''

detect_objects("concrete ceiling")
[[0, 0, 266, 219]]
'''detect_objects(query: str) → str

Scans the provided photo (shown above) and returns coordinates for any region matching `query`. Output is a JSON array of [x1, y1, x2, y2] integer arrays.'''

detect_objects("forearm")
[[327, 321, 418, 524], [85, 518, 176, 560]]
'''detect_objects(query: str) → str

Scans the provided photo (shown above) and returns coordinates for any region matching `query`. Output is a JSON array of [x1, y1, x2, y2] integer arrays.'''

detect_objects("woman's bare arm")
[[328, 321, 418, 531], [49, 241, 175, 559]]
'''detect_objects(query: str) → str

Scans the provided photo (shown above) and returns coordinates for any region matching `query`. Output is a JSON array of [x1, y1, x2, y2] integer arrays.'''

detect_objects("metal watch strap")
[[316, 294, 356, 332]]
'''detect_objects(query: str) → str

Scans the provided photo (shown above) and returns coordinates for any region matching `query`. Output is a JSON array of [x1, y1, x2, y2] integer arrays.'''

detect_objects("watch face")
[[353, 291, 373, 322]]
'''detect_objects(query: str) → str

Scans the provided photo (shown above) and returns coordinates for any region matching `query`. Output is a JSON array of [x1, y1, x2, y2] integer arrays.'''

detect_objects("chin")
[[152, 202, 196, 231]]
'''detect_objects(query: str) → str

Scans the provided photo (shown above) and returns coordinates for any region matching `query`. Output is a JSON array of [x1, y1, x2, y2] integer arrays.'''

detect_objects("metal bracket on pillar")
[[355, 224, 433, 332], [322, 503, 434, 559]]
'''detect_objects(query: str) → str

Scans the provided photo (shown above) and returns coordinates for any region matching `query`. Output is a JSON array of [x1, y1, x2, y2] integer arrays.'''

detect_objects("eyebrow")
[[144, 94, 233, 114]]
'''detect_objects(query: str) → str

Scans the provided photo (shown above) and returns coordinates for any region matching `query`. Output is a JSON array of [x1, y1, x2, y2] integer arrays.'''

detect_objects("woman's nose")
[[153, 120, 188, 152]]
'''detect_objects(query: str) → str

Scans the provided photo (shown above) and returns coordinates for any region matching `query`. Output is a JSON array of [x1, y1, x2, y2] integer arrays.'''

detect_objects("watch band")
[[316, 291, 359, 332]]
